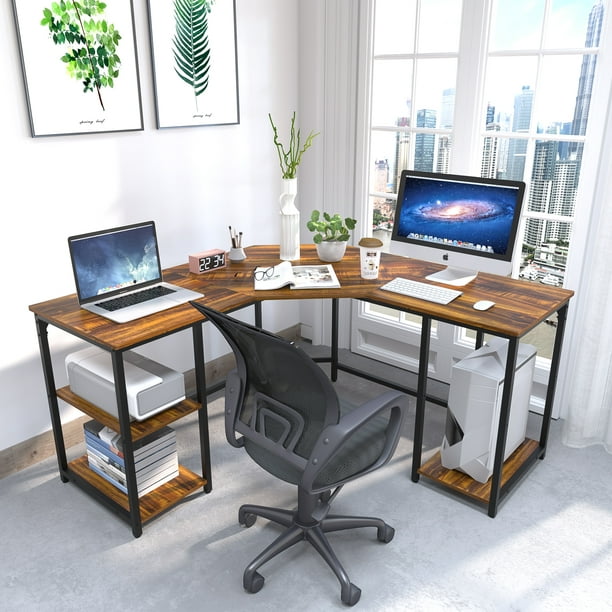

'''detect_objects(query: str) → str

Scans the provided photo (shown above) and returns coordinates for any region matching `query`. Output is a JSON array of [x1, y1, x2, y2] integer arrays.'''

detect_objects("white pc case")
[[440, 337, 536, 483]]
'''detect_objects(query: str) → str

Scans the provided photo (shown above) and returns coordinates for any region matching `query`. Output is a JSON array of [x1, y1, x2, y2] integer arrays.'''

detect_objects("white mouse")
[[473, 300, 496, 311]]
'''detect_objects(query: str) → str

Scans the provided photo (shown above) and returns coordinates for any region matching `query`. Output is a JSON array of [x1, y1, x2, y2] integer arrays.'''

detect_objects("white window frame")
[[298, 0, 611, 419]]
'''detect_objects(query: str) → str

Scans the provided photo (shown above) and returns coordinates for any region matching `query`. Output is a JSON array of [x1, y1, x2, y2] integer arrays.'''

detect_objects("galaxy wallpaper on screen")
[[396, 177, 520, 255], [72, 225, 161, 300]]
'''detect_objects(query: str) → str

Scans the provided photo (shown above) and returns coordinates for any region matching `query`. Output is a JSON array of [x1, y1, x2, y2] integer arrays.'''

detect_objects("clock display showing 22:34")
[[188, 249, 226, 274]]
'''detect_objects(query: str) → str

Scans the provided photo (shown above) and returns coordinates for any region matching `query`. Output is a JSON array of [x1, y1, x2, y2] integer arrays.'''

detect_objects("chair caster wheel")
[[244, 570, 265, 594], [239, 510, 257, 527], [377, 524, 395, 543], [341, 582, 361, 606]]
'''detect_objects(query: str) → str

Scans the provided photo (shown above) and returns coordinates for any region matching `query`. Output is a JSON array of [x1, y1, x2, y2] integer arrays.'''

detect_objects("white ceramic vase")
[[316, 241, 347, 263], [279, 178, 300, 261]]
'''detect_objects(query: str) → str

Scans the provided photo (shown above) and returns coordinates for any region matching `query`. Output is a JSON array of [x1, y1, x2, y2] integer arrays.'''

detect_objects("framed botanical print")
[[11, 0, 144, 137], [147, 0, 240, 129]]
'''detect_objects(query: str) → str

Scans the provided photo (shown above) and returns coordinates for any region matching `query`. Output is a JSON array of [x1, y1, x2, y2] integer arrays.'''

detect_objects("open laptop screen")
[[68, 221, 162, 304]]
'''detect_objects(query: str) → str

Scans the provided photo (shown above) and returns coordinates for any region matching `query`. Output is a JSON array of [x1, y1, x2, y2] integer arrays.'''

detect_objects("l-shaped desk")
[[30, 244, 573, 536]]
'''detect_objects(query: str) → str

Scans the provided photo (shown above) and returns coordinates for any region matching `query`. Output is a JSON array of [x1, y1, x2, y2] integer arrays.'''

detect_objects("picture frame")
[[12, 0, 143, 138], [147, 0, 240, 129]]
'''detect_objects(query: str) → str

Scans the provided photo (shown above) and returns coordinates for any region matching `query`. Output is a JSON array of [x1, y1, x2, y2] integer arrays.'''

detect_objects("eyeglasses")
[[253, 266, 274, 281]]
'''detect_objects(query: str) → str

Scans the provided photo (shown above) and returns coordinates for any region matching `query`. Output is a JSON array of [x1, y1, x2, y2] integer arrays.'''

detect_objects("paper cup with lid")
[[358, 237, 384, 279]]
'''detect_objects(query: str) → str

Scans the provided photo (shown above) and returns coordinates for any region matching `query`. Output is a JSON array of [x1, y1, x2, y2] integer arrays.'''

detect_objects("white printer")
[[66, 346, 185, 421]]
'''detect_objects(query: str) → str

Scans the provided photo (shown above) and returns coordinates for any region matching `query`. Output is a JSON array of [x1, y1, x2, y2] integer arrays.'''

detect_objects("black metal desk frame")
[[34, 316, 212, 538], [315, 297, 569, 518]]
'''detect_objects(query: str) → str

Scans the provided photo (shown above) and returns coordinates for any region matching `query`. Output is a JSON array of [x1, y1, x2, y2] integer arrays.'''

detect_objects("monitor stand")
[[425, 267, 477, 287]]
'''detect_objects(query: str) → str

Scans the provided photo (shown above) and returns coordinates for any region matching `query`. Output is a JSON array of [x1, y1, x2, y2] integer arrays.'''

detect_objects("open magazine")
[[254, 260, 340, 290]]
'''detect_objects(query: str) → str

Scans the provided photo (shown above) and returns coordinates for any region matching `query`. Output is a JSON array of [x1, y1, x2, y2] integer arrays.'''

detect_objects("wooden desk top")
[[29, 244, 573, 349], [192, 245, 573, 336], [28, 285, 253, 351]]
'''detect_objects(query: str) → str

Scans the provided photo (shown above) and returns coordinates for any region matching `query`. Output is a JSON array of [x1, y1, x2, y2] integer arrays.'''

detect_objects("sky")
[[372, 0, 603, 128]]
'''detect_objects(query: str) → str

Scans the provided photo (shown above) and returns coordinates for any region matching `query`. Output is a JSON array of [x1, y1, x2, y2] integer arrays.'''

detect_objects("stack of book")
[[84, 420, 179, 497]]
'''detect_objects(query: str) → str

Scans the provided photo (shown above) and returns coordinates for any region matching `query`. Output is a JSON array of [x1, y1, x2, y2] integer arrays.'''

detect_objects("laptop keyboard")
[[97, 285, 176, 312]]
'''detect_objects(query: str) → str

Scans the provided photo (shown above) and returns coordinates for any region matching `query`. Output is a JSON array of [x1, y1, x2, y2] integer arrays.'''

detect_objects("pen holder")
[[228, 247, 246, 261]]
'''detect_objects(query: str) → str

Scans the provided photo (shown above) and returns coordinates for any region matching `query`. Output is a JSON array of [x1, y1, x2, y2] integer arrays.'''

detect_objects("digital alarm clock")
[[188, 248, 226, 274]]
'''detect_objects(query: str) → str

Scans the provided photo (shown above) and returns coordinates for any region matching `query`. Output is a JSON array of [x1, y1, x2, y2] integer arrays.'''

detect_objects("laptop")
[[68, 221, 203, 323]]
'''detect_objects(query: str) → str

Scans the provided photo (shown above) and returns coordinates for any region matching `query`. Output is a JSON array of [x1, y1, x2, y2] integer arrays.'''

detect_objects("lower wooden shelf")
[[70, 456, 206, 523], [418, 438, 541, 504]]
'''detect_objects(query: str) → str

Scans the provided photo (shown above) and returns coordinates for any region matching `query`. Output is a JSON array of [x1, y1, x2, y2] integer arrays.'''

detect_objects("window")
[[358, 0, 605, 366]]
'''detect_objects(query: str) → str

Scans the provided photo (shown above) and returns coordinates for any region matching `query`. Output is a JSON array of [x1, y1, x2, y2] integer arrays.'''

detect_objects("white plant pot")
[[316, 241, 347, 262]]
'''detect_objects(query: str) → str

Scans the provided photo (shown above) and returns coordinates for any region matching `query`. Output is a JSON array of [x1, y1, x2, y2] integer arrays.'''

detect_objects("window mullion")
[[451, 0, 491, 174]]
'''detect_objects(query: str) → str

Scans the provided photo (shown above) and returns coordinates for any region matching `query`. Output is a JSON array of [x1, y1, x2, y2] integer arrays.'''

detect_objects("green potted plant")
[[269, 112, 319, 179], [307, 210, 357, 262]]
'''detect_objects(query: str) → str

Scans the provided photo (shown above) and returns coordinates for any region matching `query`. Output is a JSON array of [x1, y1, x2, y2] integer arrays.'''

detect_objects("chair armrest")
[[224, 369, 245, 448], [301, 390, 409, 493]]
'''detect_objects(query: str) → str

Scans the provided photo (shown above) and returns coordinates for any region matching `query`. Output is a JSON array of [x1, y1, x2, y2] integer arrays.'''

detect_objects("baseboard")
[[0, 415, 92, 480], [0, 325, 301, 480]]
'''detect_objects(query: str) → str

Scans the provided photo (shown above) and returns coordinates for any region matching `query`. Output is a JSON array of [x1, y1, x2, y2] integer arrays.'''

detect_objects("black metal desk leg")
[[488, 338, 519, 518], [411, 317, 432, 482], [330, 298, 339, 382], [539, 304, 569, 456], [34, 316, 69, 481], [193, 323, 212, 493], [475, 330, 485, 349], [254, 302, 263, 328], [111, 352, 142, 538]]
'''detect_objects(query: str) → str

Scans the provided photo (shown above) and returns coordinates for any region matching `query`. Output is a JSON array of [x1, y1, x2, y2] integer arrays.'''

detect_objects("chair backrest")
[[191, 303, 341, 473]]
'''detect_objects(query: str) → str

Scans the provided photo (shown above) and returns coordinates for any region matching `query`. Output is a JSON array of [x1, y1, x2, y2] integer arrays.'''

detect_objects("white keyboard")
[[380, 277, 462, 305]]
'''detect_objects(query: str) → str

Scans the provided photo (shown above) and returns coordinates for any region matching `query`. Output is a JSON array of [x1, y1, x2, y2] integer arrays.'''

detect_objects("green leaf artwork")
[[40, 0, 122, 111], [173, 0, 214, 111]]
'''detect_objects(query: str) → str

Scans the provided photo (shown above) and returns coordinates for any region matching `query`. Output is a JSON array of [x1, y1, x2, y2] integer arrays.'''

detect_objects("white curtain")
[[562, 65, 612, 453]]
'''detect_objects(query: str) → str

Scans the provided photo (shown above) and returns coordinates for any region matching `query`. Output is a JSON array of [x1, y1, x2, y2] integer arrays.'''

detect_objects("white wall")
[[0, 0, 303, 451]]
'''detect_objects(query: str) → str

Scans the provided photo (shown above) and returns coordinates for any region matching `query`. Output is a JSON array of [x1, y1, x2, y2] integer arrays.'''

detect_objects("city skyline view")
[[373, 0, 601, 127]]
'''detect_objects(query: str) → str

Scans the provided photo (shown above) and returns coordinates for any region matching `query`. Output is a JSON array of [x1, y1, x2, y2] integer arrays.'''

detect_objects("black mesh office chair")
[[191, 302, 409, 606]]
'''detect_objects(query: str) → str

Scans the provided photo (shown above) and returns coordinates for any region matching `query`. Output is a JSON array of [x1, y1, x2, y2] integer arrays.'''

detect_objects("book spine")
[[83, 420, 179, 497], [85, 433, 125, 467], [85, 434, 177, 474], [87, 454, 179, 497], [83, 421, 124, 457], [84, 430, 176, 464], [83, 420, 176, 460], [87, 451, 126, 484], [87, 459, 128, 494], [86, 443, 123, 471]]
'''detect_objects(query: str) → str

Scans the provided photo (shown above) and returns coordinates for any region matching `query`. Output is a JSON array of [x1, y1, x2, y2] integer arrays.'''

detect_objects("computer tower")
[[440, 337, 536, 483]]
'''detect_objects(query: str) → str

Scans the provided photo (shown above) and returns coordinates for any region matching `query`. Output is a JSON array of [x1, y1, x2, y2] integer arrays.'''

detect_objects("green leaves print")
[[41, 1, 121, 111], [173, 0, 214, 110]]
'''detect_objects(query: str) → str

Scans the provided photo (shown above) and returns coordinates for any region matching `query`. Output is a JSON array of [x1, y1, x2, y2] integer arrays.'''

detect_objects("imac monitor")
[[391, 170, 526, 285]]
